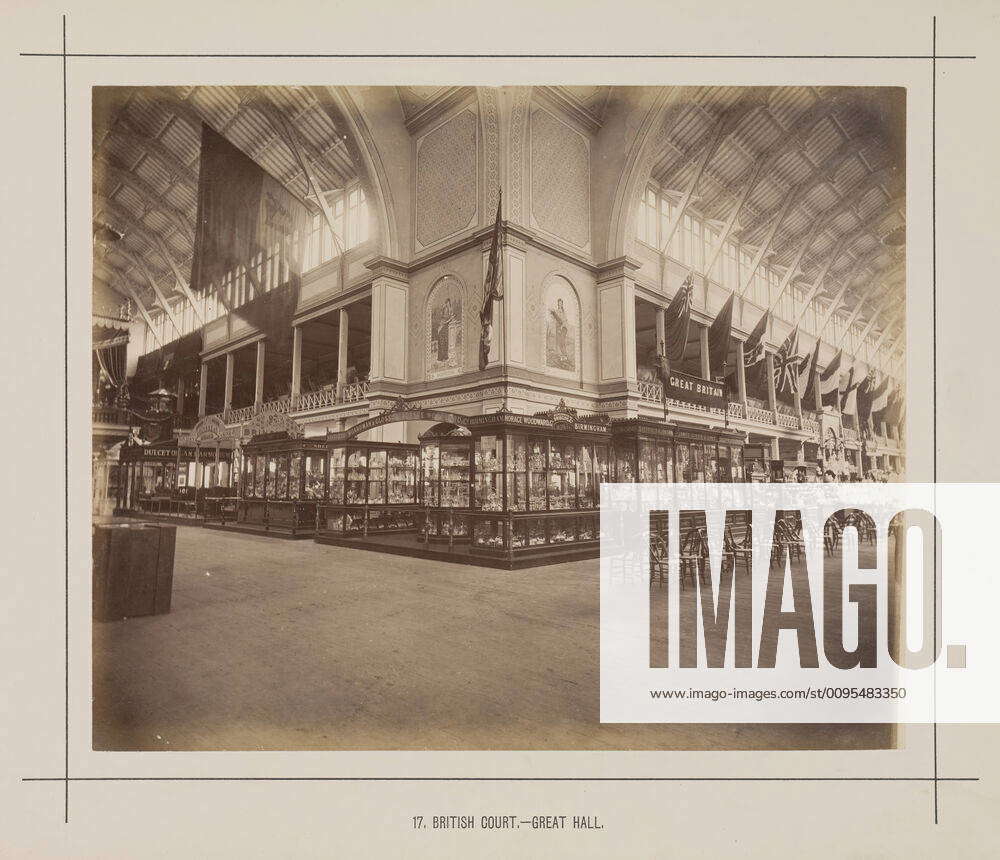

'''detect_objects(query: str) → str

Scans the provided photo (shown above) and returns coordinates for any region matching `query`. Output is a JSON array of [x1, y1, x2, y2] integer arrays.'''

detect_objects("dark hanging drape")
[[132, 331, 203, 394], [94, 335, 127, 389], [190, 122, 310, 347]]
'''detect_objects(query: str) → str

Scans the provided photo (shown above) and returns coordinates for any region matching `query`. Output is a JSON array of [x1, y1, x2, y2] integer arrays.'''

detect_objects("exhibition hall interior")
[[91, 85, 906, 749]]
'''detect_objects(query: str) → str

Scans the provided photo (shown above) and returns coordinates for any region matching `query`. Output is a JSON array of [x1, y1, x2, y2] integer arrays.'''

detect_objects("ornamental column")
[[596, 257, 642, 418], [255, 340, 266, 407], [290, 326, 302, 399], [764, 351, 777, 416], [699, 323, 711, 380], [336, 308, 349, 400], [198, 360, 208, 417], [223, 352, 235, 414], [483, 231, 527, 372], [734, 340, 748, 407], [365, 257, 410, 390], [175, 375, 186, 416]]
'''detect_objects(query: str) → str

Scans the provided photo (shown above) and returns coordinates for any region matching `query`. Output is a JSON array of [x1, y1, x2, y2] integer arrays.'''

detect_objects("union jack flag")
[[773, 325, 804, 396]]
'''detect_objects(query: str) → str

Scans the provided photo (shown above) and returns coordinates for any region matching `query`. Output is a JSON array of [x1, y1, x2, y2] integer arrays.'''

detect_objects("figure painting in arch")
[[426, 277, 464, 378], [544, 278, 579, 373]]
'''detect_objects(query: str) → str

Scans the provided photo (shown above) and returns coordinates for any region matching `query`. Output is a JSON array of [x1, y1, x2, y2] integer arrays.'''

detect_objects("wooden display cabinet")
[[315, 440, 421, 538], [237, 432, 329, 536]]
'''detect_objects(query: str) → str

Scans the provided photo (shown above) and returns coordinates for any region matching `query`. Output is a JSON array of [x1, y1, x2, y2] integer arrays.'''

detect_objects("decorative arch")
[[540, 272, 583, 379], [424, 274, 469, 380], [309, 86, 402, 260], [601, 87, 677, 261]]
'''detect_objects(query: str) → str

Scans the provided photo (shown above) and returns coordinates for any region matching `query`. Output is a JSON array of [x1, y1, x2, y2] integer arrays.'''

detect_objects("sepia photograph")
[[91, 84, 907, 751]]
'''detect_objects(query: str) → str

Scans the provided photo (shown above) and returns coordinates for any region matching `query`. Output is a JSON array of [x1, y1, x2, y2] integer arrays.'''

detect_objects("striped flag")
[[478, 193, 504, 371], [819, 349, 843, 408], [799, 338, 822, 404]]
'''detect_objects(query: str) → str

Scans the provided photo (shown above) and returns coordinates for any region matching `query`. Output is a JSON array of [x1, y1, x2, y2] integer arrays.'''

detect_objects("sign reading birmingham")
[[599, 483, 999, 724]]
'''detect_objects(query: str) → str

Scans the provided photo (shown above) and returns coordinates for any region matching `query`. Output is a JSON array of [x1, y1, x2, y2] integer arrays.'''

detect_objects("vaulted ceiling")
[[647, 85, 905, 348], [92, 85, 361, 315]]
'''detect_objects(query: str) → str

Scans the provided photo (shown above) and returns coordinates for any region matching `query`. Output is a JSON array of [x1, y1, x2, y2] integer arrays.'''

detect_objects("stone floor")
[[93, 524, 892, 751]]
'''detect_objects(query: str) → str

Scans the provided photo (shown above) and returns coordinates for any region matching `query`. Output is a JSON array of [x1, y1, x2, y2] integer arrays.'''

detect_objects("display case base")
[[120, 510, 202, 527], [314, 532, 598, 570], [202, 521, 316, 540]]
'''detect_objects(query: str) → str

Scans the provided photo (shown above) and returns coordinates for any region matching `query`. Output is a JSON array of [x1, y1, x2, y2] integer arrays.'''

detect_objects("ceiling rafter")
[[95, 161, 195, 243]]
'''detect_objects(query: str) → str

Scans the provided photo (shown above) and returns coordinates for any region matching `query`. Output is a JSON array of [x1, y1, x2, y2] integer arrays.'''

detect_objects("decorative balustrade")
[[226, 405, 255, 424], [727, 401, 745, 420], [92, 406, 130, 425], [259, 395, 291, 415], [341, 381, 370, 403], [843, 427, 860, 443], [637, 380, 663, 403], [293, 387, 339, 411], [745, 404, 774, 424], [775, 411, 799, 430]]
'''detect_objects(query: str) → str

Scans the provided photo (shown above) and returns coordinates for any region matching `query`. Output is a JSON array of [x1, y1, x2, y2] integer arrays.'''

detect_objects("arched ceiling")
[[92, 85, 364, 312], [639, 85, 905, 348]]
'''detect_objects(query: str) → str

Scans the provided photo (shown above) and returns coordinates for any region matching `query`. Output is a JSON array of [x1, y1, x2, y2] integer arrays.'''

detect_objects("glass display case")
[[237, 433, 329, 535], [117, 439, 234, 519], [316, 440, 420, 538], [417, 427, 473, 542], [609, 419, 746, 485], [419, 410, 611, 558]]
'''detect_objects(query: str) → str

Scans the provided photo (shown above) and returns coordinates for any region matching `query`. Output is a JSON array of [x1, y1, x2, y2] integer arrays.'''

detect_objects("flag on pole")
[[773, 325, 804, 402], [742, 307, 770, 400], [854, 369, 877, 432], [840, 365, 860, 413], [819, 349, 843, 408], [799, 337, 822, 404], [479, 192, 504, 371], [661, 273, 694, 363], [743, 307, 769, 369], [870, 375, 891, 418], [707, 290, 735, 380]]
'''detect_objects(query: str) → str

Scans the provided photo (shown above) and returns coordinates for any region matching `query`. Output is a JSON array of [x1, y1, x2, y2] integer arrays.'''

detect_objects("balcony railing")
[[213, 383, 372, 427], [92, 405, 131, 425], [293, 387, 339, 411], [342, 381, 370, 403], [636, 381, 823, 433], [745, 404, 774, 424], [637, 379, 663, 403]]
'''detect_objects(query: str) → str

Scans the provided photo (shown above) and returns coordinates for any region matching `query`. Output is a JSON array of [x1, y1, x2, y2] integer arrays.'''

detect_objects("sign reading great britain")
[[666, 369, 726, 410]]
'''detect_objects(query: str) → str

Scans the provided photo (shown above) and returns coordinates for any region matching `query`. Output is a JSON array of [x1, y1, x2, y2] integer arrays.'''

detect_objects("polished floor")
[[93, 524, 892, 750]]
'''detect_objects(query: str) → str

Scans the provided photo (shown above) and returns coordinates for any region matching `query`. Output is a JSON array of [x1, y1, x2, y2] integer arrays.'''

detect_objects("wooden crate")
[[92, 524, 176, 622]]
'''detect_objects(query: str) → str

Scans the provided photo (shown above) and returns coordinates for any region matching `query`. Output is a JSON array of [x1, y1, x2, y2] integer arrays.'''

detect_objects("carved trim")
[[595, 255, 644, 284], [404, 86, 476, 135], [508, 87, 531, 224], [478, 87, 501, 222], [364, 256, 410, 283]]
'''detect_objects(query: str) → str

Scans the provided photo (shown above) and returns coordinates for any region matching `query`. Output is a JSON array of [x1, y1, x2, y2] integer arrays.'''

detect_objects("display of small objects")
[[475, 529, 506, 547]]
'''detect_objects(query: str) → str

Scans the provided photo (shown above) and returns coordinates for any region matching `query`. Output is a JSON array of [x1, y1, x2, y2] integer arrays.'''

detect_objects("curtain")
[[94, 336, 127, 389]]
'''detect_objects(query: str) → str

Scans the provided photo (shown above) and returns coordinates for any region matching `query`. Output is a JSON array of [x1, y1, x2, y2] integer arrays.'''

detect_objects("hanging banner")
[[666, 369, 726, 410]]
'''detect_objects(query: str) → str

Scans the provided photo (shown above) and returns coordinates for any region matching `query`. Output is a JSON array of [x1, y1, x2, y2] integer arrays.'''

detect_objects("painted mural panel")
[[544, 276, 579, 373], [426, 277, 464, 378]]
